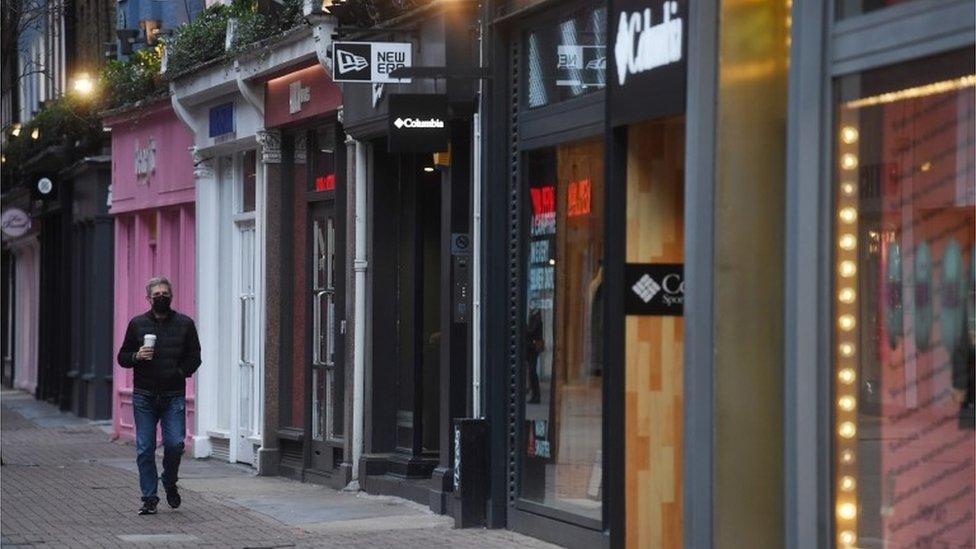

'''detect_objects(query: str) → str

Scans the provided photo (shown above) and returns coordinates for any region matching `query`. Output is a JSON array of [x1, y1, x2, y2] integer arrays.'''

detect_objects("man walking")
[[117, 277, 201, 515]]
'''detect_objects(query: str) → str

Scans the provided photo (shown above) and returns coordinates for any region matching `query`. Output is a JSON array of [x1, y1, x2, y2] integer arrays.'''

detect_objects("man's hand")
[[136, 346, 155, 361]]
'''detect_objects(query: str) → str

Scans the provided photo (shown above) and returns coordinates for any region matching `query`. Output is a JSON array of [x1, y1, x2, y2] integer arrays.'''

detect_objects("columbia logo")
[[632, 274, 660, 303], [336, 50, 369, 74], [394, 118, 406, 129]]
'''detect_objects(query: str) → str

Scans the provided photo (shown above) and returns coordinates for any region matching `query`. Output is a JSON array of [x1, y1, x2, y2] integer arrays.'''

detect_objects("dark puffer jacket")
[[117, 309, 202, 394]]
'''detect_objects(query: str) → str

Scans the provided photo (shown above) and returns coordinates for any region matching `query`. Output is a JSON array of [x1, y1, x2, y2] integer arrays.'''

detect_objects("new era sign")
[[332, 42, 412, 84], [625, 263, 683, 316], [388, 94, 448, 153]]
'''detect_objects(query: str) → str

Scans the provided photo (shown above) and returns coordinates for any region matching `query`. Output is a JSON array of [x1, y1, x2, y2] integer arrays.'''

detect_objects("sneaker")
[[138, 500, 158, 515], [165, 485, 181, 509]]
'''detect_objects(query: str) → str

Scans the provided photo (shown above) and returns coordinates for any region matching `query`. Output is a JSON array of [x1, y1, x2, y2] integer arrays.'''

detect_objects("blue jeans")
[[133, 392, 186, 503]]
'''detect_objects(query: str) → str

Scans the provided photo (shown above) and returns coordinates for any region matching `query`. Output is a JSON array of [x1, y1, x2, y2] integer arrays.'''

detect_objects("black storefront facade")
[[62, 156, 114, 420], [483, 0, 789, 547], [30, 155, 115, 418], [337, 1, 479, 517]]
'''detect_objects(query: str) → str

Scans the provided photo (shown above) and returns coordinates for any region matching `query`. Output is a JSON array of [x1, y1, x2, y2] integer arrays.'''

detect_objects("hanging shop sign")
[[209, 102, 235, 141], [1, 208, 31, 238], [610, 0, 687, 126], [388, 94, 448, 153], [625, 263, 684, 315], [332, 42, 413, 84]]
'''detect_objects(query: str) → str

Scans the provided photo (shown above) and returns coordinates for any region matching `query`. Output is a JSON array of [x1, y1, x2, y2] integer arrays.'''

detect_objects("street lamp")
[[72, 73, 94, 96]]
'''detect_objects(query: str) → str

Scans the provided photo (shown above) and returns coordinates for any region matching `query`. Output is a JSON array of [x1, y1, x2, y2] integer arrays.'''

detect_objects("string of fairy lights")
[[835, 114, 860, 547]]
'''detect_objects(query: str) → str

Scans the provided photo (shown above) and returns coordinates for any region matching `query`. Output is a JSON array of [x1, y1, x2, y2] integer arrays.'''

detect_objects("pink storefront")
[[106, 99, 197, 443]]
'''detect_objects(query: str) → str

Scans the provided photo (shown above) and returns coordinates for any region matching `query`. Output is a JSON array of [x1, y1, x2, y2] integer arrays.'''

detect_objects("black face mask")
[[152, 295, 172, 315]]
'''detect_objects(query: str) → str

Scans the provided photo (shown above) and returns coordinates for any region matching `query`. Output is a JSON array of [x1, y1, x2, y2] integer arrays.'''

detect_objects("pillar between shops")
[[711, 0, 789, 546], [191, 153, 217, 459], [257, 129, 282, 475]]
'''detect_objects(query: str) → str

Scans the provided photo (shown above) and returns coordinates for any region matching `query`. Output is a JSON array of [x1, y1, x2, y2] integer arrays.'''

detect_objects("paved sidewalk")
[[0, 390, 559, 548]]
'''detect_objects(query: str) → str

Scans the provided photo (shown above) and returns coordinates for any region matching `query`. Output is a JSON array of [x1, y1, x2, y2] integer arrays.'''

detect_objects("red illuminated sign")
[[568, 179, 591, 217], [315, 174, 336, 191], [530, 185, 555, 216]]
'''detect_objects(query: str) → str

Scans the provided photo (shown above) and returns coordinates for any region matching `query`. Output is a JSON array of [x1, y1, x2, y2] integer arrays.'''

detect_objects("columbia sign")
[[614, 0, 683, 86], [332, 42, 412, 84], [393, 117, 445, 129], [388, 94, 448, 153]]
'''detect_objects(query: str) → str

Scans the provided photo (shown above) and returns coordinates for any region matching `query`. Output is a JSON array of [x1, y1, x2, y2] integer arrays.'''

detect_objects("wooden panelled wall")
[[625, 118, 686, 549]]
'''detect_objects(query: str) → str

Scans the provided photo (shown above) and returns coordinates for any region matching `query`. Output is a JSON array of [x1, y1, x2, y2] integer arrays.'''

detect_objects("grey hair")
[[146, 277, 173, 297]]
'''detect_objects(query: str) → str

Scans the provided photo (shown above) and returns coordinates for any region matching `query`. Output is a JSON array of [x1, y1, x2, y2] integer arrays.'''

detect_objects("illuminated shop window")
[[521, 137, 604, 521], [832, 48, 975, 548]]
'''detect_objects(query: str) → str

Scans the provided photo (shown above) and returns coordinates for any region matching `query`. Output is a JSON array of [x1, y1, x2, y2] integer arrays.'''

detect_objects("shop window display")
[[522, 137, 604, 521], [832, 48, 975, 548]]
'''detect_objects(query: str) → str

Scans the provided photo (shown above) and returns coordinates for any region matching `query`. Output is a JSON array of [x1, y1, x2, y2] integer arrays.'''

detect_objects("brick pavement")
[[0, 391, 560, 548]]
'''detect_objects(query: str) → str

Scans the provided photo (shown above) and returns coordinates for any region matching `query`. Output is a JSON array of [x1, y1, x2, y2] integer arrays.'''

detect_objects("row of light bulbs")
[[835, 122, 859, 548]]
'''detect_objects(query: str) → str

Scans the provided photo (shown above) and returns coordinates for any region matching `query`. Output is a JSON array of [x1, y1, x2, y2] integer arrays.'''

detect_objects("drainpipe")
[[351, 140, 367, 479], [471, 10, 485, 419]]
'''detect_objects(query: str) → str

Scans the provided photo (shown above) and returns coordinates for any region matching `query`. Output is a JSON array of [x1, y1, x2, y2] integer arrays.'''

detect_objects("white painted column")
[[192, 153, 218, 459]]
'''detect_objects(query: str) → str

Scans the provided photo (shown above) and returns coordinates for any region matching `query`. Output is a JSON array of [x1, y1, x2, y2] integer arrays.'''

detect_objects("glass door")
[[233, 150, 259, 464], [308, 199, 341, 472]]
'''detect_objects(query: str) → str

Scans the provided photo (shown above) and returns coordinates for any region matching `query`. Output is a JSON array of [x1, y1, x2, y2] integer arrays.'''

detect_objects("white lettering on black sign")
[[332, 42, 412, 84], [614, 0, 683, 86], [625, 263, 684, 315]]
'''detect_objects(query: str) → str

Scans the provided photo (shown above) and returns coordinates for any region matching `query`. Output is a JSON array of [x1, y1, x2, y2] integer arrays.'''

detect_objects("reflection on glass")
[[242, 149, 256, 213], [522, 137, 604, 521], [832, 48, 975, 548], [835, 0, 917, 18], [526, 6, 607, 109], [311, 125, 337, 192]]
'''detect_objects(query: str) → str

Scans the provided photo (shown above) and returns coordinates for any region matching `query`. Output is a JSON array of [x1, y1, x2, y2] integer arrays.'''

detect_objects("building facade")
[[106, 99, 198, 442]]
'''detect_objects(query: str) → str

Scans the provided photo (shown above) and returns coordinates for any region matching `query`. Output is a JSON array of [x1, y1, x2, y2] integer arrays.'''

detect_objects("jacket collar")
[[144, 309, 176, 323]]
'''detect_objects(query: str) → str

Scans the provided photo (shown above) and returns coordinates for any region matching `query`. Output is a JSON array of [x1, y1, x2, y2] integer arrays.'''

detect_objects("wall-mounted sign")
[[134, 137, 156, 177], [332, 42, 412, 84], [289, 80, 311, 114], [556, 45, 606, 87], [625, 263, 684, 315], [209, 102, 235, 139], [265, 65, 342, 128], [1, 208, 31, 238], [388, 94, 448, 153], [610, 0, 687, 126]]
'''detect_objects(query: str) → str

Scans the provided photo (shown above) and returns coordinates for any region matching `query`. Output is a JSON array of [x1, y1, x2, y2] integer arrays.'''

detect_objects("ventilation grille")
[[210, 437, 230, 462]]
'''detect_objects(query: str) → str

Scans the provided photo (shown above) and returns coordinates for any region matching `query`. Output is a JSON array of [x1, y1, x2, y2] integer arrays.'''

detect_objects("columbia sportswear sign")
[[610, 0, 687, 126], [332, 42, 412, 84], [625, 263, 684, 316], [388, 94, 448, 153]]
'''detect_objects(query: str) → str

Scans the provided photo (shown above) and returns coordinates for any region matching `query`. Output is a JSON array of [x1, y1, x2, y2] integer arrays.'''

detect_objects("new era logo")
[[336, 49, 369, 74], [632, 274, 661, 303]]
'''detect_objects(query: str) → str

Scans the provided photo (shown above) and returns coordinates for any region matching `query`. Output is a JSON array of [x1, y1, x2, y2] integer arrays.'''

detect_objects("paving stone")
[[1, 390, 562, 548]]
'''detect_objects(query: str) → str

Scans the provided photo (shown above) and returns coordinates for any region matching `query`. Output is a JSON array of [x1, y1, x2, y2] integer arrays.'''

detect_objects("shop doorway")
[[370, 149, 442, 479], [307, 198, 344, 473], [211, 151, 261, 465]]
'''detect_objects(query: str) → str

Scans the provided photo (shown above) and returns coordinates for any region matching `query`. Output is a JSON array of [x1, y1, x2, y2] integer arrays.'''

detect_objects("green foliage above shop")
[[164, 0, 306, 77]]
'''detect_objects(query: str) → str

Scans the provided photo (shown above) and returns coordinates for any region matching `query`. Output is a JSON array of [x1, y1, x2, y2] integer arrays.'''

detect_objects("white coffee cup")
[[143, 334, 157, 349]]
